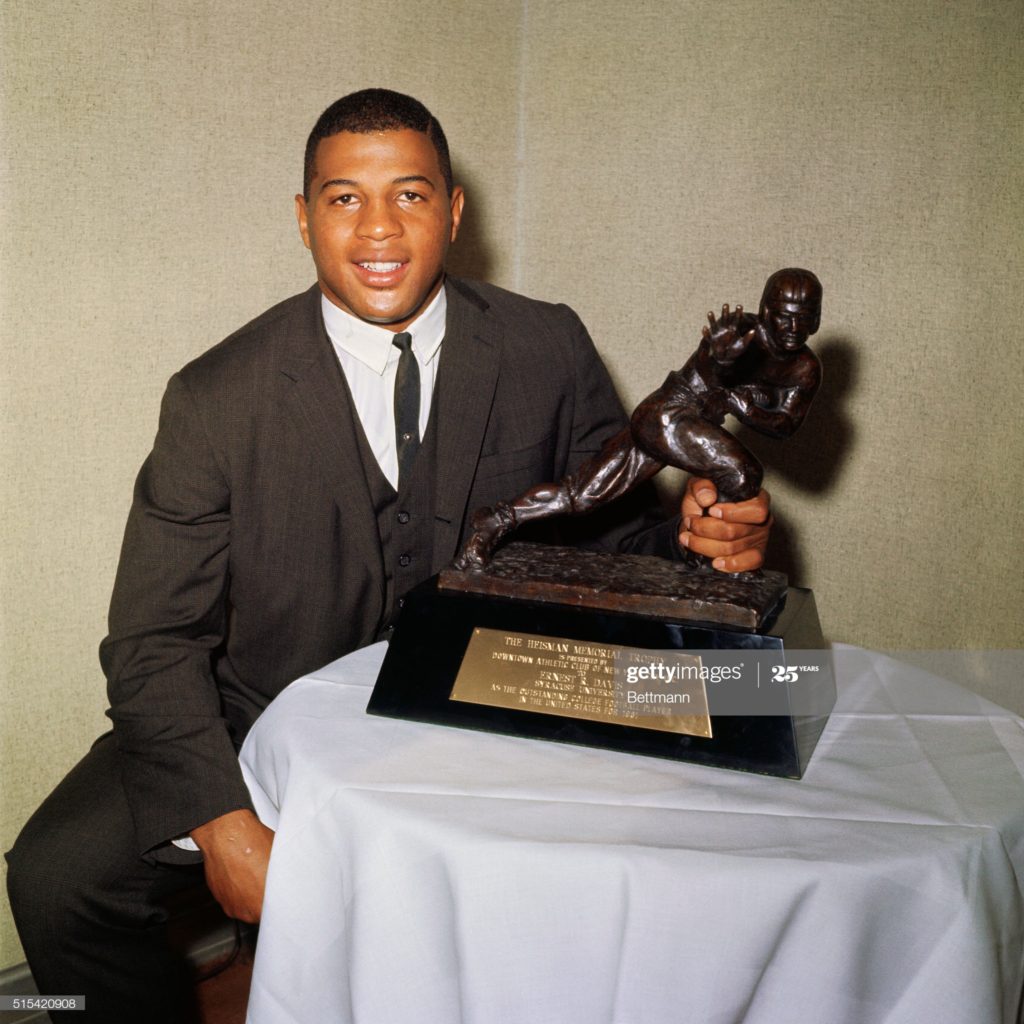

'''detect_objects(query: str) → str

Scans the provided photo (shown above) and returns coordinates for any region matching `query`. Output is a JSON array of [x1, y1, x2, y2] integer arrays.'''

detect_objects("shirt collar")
[[320, 285, 447, 375]]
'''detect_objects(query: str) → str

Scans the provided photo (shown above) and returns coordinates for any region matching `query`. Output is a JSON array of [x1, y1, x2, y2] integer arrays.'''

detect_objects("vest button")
[[397, 511, 410, 524], [399, 553, 411, 567]]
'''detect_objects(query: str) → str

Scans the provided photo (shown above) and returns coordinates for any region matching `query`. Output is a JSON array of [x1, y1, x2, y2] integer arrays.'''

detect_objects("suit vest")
[[347, 398, 439, 638]]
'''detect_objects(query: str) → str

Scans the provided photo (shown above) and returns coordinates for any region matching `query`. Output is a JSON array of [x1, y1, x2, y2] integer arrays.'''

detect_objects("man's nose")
[[356, 198, 401, 240]]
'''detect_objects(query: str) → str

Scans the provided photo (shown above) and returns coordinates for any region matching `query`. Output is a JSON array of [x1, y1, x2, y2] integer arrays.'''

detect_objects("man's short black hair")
[[303, 88, 453, 200]]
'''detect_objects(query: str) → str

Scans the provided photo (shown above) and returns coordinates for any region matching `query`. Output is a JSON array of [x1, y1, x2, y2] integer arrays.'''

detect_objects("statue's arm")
[[726, 353, 822, 439], [726, 388, 800, 437]]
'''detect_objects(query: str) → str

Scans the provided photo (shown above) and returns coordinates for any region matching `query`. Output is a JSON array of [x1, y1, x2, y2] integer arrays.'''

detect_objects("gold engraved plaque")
[[450, 627, 712, 738]]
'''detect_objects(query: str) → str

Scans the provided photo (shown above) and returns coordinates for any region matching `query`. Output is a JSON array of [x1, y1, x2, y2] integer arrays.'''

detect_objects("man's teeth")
[[359, 262, 403, 272]]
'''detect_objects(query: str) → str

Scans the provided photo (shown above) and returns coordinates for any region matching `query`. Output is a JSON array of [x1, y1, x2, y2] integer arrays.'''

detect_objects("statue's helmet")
[[759, 268, 822, 337]]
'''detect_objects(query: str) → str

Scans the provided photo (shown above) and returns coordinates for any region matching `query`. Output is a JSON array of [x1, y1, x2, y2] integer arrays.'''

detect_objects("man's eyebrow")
[[318, 175, 437, 194], [393, 175, 437, 189], [319, 178, 358, 193]]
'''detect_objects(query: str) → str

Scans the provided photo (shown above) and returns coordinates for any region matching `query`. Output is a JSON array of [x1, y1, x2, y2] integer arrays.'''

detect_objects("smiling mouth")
[[358, 261, 405, 272]]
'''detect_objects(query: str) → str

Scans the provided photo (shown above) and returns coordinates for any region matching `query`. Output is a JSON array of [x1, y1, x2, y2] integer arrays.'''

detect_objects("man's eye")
[[333, 194, 357, 206], [399, 191, 424, 202]]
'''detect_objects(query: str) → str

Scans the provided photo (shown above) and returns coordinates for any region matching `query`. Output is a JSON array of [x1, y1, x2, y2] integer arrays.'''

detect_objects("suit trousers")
[[6, 733, 209, 1023]]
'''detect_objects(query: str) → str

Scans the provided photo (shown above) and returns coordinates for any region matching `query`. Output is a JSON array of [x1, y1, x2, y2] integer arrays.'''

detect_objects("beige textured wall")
[[0, 0, 524, 972], [514, 0, 1024, 656], [2, 0, 1021, 971]]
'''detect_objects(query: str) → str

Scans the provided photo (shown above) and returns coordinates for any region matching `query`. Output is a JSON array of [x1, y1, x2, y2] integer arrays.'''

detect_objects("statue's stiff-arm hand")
[[679, 477, 772, 572], [704, 304, 755, 364]]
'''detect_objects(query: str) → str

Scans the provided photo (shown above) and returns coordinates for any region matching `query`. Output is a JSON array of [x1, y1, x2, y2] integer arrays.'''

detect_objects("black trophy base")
[[368, 577, 835, 780]]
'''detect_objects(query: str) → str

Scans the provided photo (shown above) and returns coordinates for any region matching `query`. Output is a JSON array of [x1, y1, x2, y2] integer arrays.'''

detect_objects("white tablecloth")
[[239, 644, 1024, 1024]]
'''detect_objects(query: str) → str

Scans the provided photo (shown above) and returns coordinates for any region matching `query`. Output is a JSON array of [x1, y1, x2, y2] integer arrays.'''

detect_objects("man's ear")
[[295, 194, 311, 250], [449, 186, 465, 244]]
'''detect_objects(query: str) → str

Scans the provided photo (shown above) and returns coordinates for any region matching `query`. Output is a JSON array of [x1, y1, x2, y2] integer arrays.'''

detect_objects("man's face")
[[296, 129, 464, 331], [764, 300, 819, 353]]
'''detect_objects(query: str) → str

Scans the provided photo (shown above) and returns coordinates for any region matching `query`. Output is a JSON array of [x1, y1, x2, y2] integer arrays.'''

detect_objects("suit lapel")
[[431, 278, 502, 570], [278, 286, 382, 567], [275, 280, 501, 576]]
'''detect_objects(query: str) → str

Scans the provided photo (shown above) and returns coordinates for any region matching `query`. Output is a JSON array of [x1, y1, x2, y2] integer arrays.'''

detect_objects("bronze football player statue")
[[454, 268, 823, 571]]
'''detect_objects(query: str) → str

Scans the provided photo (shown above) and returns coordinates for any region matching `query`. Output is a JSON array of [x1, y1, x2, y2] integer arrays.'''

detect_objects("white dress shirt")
[[321, 287, 447, 489]]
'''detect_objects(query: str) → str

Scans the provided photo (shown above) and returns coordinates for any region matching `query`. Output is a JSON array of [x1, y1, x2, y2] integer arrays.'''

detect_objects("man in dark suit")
[[6, 89, 770, 1022]]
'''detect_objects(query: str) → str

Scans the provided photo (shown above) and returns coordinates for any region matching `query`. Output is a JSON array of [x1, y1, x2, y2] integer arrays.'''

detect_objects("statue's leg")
[[453, 428, 662, 569], [451, 500, 524, 569], [631, 405, 762, 503], [692, 430, 762, 503], [457, 480, 574, 568], [628, 399, 764, 571]]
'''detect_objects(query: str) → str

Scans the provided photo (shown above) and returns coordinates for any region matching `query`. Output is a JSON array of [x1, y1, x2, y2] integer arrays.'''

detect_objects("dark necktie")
[[392, 332, 420, 487]]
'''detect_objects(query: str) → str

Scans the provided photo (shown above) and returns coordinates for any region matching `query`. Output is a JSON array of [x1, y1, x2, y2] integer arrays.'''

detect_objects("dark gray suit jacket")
[[100, 277, 672, 857]]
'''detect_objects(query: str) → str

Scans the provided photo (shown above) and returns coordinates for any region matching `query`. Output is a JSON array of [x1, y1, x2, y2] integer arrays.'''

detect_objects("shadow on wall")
[[446, 165, 495, 283], [737, 335, 858, 583]]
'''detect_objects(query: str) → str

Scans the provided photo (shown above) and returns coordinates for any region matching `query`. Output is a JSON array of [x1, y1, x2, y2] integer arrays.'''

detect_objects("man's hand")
[[190, 809, 274, 924], [679, 477, 772, 572]]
